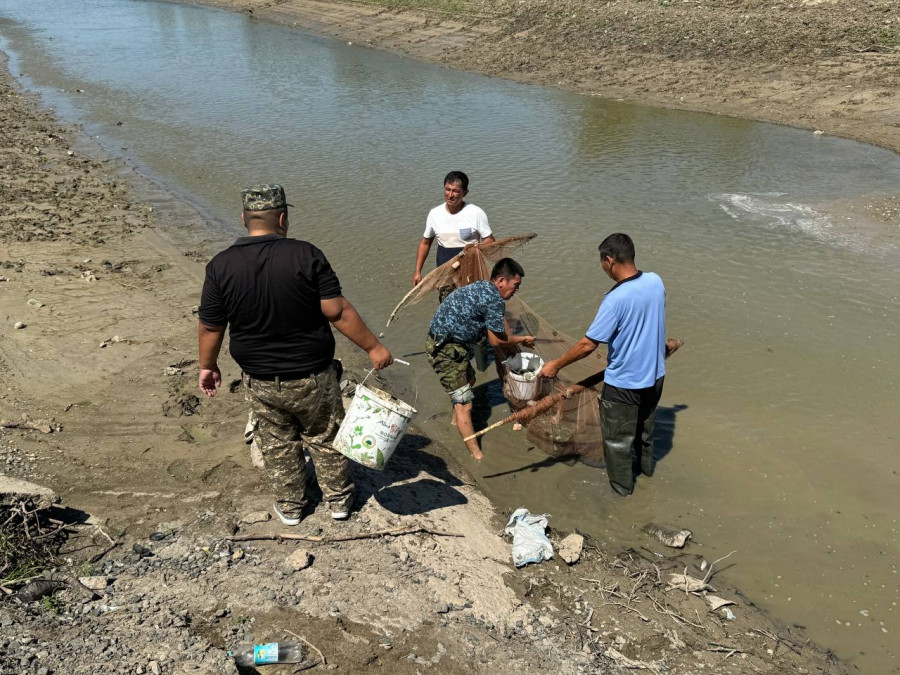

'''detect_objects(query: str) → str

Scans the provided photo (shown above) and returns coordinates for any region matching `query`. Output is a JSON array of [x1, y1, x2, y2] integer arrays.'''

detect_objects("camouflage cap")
[[241, 184, 294, 211]]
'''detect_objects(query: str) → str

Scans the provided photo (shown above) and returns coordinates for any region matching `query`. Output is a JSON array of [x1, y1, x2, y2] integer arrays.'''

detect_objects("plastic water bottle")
[[228, 642, 304, 666]]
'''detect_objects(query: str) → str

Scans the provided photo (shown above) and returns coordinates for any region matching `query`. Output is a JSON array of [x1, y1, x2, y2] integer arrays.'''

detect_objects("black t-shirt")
[[199, 234, 342, 378]]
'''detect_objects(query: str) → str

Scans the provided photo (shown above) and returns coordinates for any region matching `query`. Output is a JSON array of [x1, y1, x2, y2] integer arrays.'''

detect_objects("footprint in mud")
[[164, 459, 239, 484], [166, 459, 193, 480], [102, 259, 141, 274], [161, 392, 200, 417], [201, 459, 240, 484]]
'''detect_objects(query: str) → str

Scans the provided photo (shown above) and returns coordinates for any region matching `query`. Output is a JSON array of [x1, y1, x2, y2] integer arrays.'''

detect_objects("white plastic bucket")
[[504, 352, 544, 401], [334, 384, 417, 470]]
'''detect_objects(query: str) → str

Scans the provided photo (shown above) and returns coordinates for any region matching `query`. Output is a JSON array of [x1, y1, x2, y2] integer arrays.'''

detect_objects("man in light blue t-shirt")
[[540, 233, 668, 496]]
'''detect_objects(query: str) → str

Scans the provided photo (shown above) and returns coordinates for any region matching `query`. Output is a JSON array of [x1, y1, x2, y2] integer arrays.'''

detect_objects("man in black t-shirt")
[[198, 184, 393, 525]]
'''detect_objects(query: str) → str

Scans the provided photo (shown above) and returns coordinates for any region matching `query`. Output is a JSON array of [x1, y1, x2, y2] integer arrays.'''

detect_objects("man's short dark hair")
[[244, 207, 286, 228], [491, 258, 524, 280], [598, 233, 635, 263], [444, 171, 469, 191]]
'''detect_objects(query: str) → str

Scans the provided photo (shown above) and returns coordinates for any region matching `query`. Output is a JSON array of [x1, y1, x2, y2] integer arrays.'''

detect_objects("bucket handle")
[[362, 359, 409, 385], [361, 359, 417, 407]]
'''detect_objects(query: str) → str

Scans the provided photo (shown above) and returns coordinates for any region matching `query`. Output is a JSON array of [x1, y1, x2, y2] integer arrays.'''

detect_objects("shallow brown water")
[[1, 0, 900, 670]]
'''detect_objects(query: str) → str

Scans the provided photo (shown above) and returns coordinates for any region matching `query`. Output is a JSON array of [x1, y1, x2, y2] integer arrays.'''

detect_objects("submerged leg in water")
[[426, 333, 484, 459], [454, 401, 483, 460]]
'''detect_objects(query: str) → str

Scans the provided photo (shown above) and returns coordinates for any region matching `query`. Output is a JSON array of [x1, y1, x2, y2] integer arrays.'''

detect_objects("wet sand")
[[0, 49, 844, 673]]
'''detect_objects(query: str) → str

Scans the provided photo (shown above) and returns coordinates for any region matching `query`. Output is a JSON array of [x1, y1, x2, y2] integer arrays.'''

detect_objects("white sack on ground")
[[504, 507, 553, 567]]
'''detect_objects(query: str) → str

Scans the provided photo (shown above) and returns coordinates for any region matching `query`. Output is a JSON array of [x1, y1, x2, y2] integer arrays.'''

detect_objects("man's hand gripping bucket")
[[504, 352, 544, 401], [333, 363, 417, 470]]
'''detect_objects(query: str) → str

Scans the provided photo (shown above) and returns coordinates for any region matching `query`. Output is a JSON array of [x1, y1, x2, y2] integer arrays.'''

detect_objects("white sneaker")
[[330, 496, 352, 520], [273, 502, 304, 526]]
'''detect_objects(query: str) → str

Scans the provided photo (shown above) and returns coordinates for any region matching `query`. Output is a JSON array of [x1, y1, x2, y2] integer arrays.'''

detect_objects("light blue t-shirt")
[[586, 271, 666, 389]]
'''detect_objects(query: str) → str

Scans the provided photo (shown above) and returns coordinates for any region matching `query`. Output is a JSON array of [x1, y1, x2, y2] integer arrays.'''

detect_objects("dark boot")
[[600, 399, 640, 496], [637, 406, 658, 477]]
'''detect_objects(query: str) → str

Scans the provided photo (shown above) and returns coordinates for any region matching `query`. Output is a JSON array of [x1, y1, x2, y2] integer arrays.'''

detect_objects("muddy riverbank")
[[180, 0, 900, 156], [0, 49, 844, 673]]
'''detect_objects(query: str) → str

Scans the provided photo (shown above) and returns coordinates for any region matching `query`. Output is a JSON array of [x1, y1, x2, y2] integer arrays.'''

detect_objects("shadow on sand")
[[347, 433, 469, 516]]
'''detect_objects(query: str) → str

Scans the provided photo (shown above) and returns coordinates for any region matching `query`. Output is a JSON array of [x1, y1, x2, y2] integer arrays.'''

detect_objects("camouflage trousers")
[[242, 364, 353, 511], [426, 334, 475, 404]]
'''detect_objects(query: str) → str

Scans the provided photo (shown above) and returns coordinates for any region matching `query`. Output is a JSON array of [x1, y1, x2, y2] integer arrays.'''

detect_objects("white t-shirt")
[[423, 203, 492, 249]]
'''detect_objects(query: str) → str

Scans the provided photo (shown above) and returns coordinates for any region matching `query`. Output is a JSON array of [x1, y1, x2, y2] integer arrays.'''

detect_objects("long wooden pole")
[[463, 370, 606, 441], [385, 234, 537, 327], [463, 338, 683, 442], [386, 259, 462, 327]]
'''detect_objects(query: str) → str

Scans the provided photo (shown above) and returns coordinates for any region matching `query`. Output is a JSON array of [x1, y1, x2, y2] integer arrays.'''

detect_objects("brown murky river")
[[1, 0, 899, 670]]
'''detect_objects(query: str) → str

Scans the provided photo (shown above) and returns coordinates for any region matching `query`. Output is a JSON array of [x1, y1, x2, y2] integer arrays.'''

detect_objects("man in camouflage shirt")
[[198, 184, 393, 524], [426, 258, 534, 459]]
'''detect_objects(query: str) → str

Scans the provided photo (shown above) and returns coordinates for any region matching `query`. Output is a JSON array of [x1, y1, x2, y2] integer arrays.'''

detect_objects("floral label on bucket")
[[334, 384, 416, 470]]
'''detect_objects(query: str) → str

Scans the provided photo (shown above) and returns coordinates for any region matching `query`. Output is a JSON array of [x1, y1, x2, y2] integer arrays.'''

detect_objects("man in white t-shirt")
[[413, 171, 495, 301]]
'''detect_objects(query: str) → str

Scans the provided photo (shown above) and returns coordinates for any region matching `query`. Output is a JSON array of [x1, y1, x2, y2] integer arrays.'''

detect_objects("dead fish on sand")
[[641, 522, 692, 548]]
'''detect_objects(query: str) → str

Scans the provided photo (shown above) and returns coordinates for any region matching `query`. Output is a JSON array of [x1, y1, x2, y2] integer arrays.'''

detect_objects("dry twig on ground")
[[702, 550, 736, 584], [229, 525, 463, 544], [0, 497, 68, 587], [283, 628, 326, 671]]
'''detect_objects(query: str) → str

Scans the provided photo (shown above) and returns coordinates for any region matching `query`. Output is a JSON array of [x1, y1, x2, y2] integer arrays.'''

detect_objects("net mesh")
[[387, 234, 537, 326], [389, 234, 609, 464], [500, 295, 608, 464]]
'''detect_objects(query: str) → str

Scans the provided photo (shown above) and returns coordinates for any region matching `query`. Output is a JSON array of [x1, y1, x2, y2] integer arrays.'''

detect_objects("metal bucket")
[[504, 352, 544, 401]]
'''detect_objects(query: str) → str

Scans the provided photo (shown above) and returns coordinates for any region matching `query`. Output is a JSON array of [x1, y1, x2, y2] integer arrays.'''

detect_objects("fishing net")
[[388, 234, 609, 464], [387, 234, 537, 326], [501, 294, 608, 464]]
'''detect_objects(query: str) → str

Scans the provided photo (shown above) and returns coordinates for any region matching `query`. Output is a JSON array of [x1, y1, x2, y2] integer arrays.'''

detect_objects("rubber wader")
[[599, 399, 640, 496], [636, 406, 657, 477]]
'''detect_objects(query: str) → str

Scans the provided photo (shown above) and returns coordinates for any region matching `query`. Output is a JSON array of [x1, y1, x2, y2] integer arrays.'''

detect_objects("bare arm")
[[321, 296, 393, 369], [198, 322, 226, 396], [413, 237, 434, 286], [482, 235, 496, 244], [539, 336, 599, 379], [487, 329, 534, 350]]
